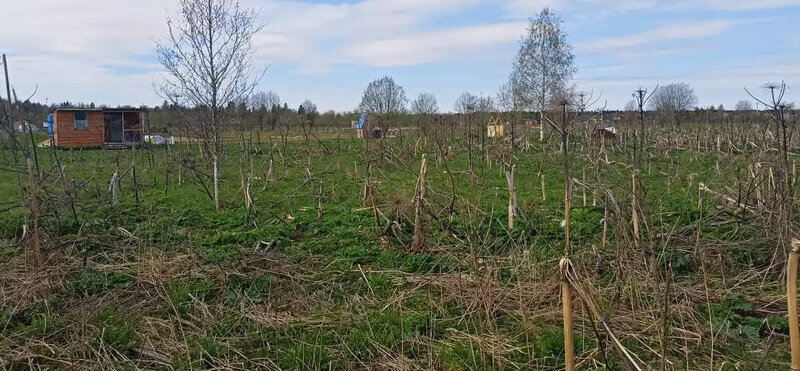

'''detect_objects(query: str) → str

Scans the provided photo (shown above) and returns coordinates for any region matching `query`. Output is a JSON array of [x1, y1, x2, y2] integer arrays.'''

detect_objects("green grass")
[[0, 130, 793, 369]]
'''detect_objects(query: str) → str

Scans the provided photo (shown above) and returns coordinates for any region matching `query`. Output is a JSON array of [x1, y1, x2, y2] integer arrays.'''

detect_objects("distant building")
[[52, 108, 144, 148], [14, 120, 39, 134]]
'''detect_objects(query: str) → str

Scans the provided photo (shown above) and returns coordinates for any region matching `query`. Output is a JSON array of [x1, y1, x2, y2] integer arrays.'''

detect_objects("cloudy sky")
[[1, 0, 798, 112]]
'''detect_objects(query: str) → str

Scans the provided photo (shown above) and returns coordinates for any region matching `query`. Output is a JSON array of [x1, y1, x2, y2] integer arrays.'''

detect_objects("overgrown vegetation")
[[1, 111, 797, 369]]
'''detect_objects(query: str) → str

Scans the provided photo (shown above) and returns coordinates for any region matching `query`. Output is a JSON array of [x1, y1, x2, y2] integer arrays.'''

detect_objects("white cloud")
[[578, 19, 756, 52], [701, 0, 800, 10], [1, 0, 521, 106], [254, 0, 496, 70], [503, 0, 656, 18], [345, 22, 527, 67]]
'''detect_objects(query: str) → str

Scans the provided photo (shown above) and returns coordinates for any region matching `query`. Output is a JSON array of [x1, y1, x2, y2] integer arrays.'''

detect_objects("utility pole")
[[632, 85, 657, 172], [635, 88, 646, 171]]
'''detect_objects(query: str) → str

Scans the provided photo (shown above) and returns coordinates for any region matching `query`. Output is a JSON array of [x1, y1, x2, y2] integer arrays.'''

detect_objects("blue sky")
[[1, 0, 798, 111]]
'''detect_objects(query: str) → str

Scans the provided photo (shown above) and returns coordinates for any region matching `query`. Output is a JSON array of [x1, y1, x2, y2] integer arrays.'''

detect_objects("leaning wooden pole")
[[561, 258, 574, 371], [506, 165, 518, 230], [789, 239, 800, 371], [631, 170, 641, 246], [411, 154, 428, 252], [26, 157, 41, 265], [560, 100, 574, 371]]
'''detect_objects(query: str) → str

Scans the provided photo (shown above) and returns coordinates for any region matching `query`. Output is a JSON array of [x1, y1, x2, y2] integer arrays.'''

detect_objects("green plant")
[[72, 268, 135, 297]]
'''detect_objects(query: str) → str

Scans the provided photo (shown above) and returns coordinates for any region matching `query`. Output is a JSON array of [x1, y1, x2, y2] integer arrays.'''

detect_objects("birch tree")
[[509, 7, 575, 140], [156, 0, 263, 210]]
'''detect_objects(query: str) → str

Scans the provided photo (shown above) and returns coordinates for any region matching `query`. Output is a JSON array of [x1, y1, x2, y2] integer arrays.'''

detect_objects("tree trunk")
[[213, 155, 220, 210]]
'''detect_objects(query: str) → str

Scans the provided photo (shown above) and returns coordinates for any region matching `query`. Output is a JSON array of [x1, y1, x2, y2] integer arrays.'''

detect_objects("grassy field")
[[0, 127, 794, 369]]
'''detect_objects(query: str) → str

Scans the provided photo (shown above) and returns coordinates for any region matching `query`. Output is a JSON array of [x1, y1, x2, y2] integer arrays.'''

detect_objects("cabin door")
[[105, 113, 124, 143]]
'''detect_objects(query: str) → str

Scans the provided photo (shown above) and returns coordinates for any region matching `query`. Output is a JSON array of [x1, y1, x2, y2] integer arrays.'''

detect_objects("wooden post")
[[267, 148, 276, 182], [602, 197, 608, 249], [632, 170, 640, 245], [789, 239, 800, 371], [26, 157, 41, 265], [560, 258, 574, 371], [411, 154, 428, 252], [582, 169, 587, 206], [317, 180, 325, 221], [505, 165, 518, 230], [541, 172, 547, 201], [109, 171, 120, 205], [241, 168, 252, 210]]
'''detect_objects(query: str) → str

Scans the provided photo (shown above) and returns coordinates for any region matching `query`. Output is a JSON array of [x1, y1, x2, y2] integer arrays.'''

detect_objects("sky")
[[1, 0, 798, 112]]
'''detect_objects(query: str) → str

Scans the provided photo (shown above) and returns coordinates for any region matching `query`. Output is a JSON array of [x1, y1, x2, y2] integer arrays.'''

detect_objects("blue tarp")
[[47, 114, 54, 141], [356, 113, 366, 129]]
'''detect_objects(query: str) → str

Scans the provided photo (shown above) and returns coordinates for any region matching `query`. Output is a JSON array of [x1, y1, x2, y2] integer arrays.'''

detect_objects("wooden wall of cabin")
[[54, 111, 105, 147]]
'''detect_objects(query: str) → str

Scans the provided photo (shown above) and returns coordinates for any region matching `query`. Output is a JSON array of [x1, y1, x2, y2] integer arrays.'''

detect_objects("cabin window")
[[74, 112, 89, 130]]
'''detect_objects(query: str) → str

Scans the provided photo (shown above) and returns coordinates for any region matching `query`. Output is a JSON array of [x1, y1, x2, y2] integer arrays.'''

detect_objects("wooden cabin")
[[53, 108, 144, 148]]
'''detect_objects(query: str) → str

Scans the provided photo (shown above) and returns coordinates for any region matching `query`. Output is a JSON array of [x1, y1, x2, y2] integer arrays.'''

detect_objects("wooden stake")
[[267, 148, 276, 182], [411, 154, 428, 252], [541, 172, 547, 201], [109, 171, 120, 205], [582, 169, 587, 206], [560, 258, 574, 371], [317, 180, 325, 221], [632, 170, 640, 245], [789, 239, 800, 371], [505, 165, 519, 230], [602, 198, 608, 249], [26, 157, 41, 265]]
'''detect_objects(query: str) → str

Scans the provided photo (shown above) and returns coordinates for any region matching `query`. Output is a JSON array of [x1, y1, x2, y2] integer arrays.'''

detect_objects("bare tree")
[[497, 78, 526, 112], [624, 99, 637, 111], [156, 0, 263, 210], [359, 76, 408, 114], [301, 99, 317, 114], [454, 92, 494, 114], [648, 82, 698, 111], [411, 93, 438, 137], [648, 82, 697, 126], [454, 92, 478, 115], [454, 92, 495, 179], [745, 81, 796, 251], [509, 7, 575, 140], [250, 90, 280, 130], [410, 93, 438, 115], [734, 100, 753, 111]]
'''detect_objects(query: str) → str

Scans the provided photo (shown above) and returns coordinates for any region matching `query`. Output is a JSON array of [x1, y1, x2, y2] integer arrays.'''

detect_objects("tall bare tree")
[[509, 7, 575, 140], [410, 93, 438, 115], [410, 93, 438, 138], [358, 76, 408, 114], [734, 100, 753, 111], [250, 90, 280, 130], [648, 83, 697, 111], [156, 0, 263, 210], [497, 78, 526, 112], [300, 99, 318, 115], [745, 81, 796, 252], [648, 82, 697, 126]]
